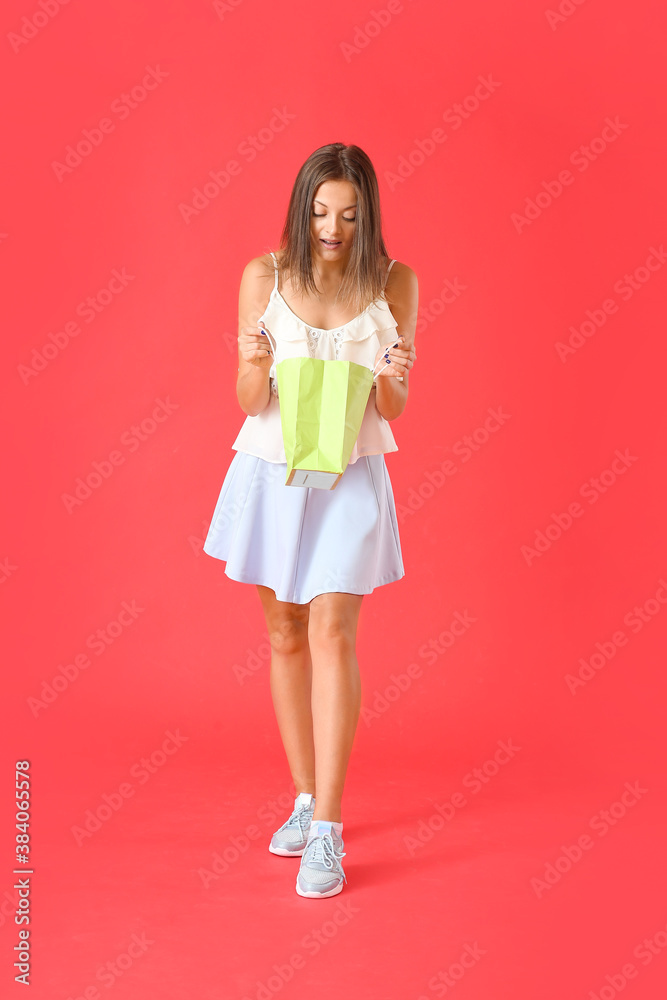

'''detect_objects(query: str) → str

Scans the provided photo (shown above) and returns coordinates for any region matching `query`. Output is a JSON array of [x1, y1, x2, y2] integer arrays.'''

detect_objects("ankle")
[[309, 818, 344, 838]]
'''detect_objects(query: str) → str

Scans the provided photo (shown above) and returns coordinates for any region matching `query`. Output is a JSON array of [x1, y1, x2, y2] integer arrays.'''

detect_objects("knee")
[[308, 614, 355, 654], [268, 616, 309, 656]]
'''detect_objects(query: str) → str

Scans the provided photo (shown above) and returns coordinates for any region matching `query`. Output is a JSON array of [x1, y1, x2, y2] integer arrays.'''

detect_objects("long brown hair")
[[272, 143, 391, 314]]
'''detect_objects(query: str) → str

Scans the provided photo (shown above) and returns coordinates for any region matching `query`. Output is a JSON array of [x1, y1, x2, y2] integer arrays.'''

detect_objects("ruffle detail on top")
[[266, 290, 400, 386], [231, 288, 401, 465]]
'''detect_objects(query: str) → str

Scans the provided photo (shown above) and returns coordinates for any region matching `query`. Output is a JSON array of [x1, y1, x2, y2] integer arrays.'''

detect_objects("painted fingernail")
[[260, 331, 266, 335], [385, 358, 391, 364], [392, 342, 398, 348]]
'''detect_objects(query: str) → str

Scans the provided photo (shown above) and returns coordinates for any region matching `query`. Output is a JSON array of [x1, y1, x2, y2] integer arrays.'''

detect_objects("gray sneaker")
[[296, 821, 347, 898], [269, 792, 316, 857]]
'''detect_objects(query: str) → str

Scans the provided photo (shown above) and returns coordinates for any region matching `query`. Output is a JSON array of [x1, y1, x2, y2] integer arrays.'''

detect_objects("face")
[[309, 179, 358, 261]]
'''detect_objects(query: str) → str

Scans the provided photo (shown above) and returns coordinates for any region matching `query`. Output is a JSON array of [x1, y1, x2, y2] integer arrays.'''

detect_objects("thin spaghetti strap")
[[269, 250, 279, 291], [384, 258, 397, 288]]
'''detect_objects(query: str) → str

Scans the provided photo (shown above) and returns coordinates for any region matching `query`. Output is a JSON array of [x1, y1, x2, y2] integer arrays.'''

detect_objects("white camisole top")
[[231, 252, 401, 465]]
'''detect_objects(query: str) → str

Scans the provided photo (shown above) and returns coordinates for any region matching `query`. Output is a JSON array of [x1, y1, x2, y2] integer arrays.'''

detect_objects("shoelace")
[[278, 804, 314, 838], [303, 833, 348, 884]]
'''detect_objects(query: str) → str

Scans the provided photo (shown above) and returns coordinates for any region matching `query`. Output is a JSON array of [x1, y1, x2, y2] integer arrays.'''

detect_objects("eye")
[[312, 212, 356, 221]]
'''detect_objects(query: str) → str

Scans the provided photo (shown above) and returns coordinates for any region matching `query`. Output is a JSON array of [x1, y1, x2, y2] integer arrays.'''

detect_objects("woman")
[[203, 142, 418, 898]]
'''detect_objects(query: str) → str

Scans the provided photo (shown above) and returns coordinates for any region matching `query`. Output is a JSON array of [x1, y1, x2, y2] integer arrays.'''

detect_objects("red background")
[[2, 0, 667, 997]]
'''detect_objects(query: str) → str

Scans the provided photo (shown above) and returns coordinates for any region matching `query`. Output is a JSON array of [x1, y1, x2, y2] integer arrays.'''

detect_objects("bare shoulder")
[[238, 253, 276, 329], [383, 260, 418, 350], [240, 253, 276, 287], [386, 259, 418, 285], [384, 259, 419, 305], [239, 252, 275, 298]]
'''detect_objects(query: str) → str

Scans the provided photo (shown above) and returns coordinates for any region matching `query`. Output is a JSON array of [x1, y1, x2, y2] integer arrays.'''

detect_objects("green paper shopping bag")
[[264, 328, 387, 490]]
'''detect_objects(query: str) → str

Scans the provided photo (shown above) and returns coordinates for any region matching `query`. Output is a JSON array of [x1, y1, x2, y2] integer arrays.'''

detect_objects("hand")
[[374, 336, 416, 377], [238, 321, 274, 368]]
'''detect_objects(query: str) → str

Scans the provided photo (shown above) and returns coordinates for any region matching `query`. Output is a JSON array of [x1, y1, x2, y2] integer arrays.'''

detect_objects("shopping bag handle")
[[259, 323, 396, 382], [259, 322, 278, 364]]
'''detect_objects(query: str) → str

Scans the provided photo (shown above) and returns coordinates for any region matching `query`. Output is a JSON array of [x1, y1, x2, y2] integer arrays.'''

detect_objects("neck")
[[312, 253, 350, 287]]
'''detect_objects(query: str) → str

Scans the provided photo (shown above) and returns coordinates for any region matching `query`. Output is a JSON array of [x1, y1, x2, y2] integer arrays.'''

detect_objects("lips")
[[321, 239, 341, 247]]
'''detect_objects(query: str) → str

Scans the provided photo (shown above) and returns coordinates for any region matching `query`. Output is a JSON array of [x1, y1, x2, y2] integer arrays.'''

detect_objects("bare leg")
[[256, 585, 315, 796], [307, 592, 363, 824]]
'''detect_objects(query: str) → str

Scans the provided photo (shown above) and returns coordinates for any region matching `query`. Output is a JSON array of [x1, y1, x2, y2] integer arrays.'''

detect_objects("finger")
[[396, 339, 417, 359], [240, 327, 271, 342], [385, 352, 409, 369], [242, 334, 273, 349], [386, 342, 415, 360]]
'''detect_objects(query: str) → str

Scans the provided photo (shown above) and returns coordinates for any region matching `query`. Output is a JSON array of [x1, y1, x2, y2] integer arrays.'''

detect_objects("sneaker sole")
[[269, 844, 306, 857], [295, 879, 344, 898]]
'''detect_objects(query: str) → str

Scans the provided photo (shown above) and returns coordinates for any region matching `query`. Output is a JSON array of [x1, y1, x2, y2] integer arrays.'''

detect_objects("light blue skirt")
[[203, 450, 405, 605]]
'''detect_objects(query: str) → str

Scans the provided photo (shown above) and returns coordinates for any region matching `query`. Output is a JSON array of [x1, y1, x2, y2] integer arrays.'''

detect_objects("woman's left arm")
[[375, 263, 418, 421]]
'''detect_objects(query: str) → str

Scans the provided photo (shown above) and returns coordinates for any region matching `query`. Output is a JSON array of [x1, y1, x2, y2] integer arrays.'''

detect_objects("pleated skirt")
[[203, 450, 405, 605]]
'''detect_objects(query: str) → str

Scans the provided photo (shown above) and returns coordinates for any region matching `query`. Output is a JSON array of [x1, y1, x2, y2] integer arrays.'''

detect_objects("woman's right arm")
[[236, 257, 274, 417]]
